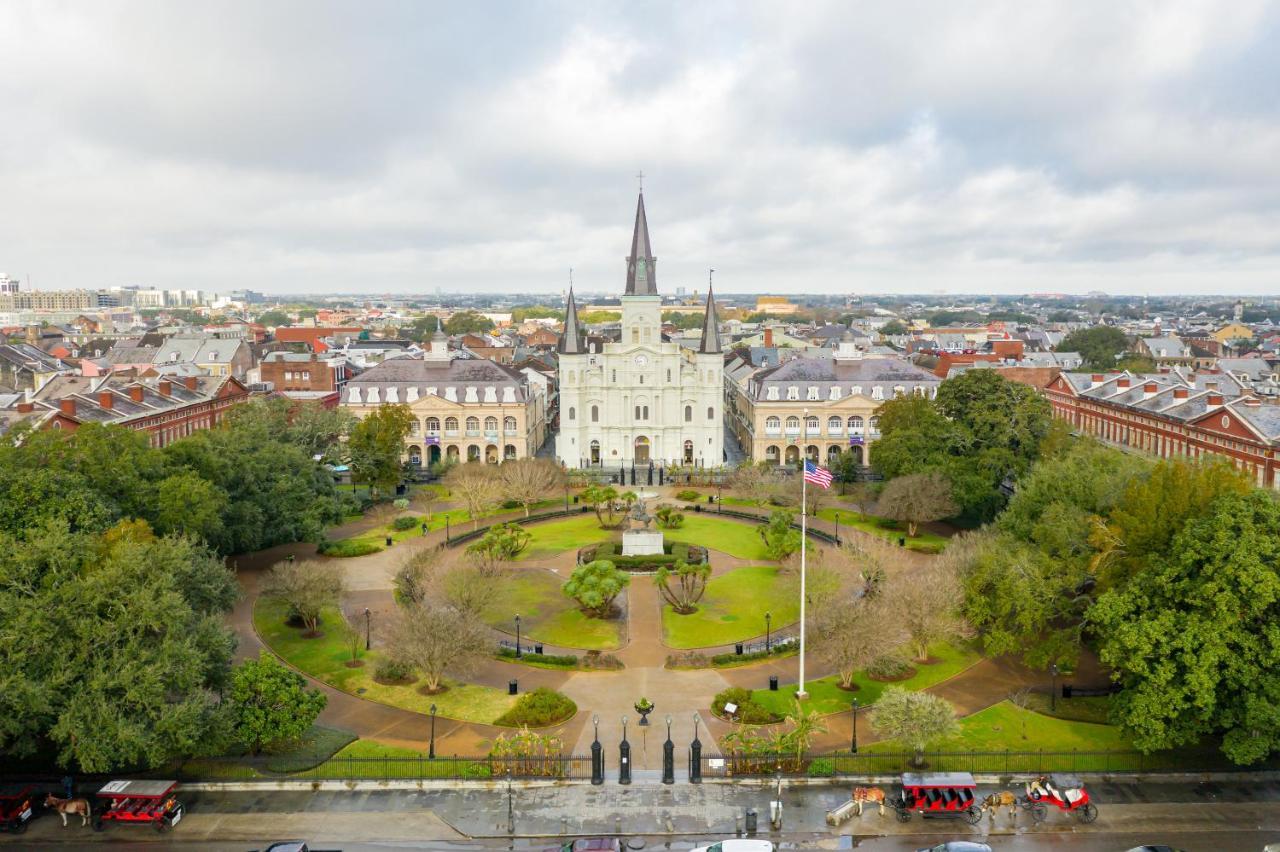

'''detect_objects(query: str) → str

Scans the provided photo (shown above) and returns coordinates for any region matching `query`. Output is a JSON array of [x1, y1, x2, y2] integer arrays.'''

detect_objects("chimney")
[[129, 386, 144, 403], [159, 380, 172, 397], [1116, 378, 1131, 389], [1207, 393, 1224, 408], [1159, 366, 1170, 374], [1090, 373, 1104, 388], [1205, 380, 1218, 392], [1143, 382, 1158, 397], [60, 398, 76, 417], [16, 400, 33, 413], [1244, 395, 1262, 407], [98, 391, 113, 409], [1173, 387, 1189, 400], [764, 327, 774, 348], [183, 376, 198, 391]]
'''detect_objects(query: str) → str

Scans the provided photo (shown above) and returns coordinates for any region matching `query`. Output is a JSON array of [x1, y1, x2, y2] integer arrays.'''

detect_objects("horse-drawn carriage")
[[92, 779, 185, 833], [1021, 774, 1098, 823], [894, 772, 982, 825], [0, 784, 40, 833]]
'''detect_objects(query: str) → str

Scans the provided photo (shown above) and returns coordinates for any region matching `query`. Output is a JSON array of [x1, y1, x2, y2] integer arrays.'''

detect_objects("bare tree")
[[1008, 687, 1034, 740], [843, 481, 879, 519], [385, 601, 490, 692], [879, 557, 973, 662], [498, 458, 566, 517], [877, 472, 958, 537], [395, 546, 505, 619], [261, 559, 346, 635], [730, 461, 783, 507], [813, 596, 907, 688], [445, 463, 504, 529]]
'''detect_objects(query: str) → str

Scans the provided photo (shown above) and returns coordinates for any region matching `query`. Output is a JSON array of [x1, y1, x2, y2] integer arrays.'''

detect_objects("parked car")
[[916, 843, 993, 852], [1124, 847, 1188, 852], [690, 842, 775, 852], [255, 843, 342, 852], [544, 839, 622, 852]]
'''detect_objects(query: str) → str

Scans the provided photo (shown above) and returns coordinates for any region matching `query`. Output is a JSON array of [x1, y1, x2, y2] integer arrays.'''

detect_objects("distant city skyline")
[[3, 1, 1280, 296]]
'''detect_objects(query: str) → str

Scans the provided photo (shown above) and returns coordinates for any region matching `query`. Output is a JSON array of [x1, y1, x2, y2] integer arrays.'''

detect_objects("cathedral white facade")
[[555, 192, 724, 469]]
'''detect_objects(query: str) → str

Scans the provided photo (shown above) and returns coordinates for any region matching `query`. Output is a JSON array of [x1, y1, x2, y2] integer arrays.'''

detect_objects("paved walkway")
[[228, 492, 1089, 759]]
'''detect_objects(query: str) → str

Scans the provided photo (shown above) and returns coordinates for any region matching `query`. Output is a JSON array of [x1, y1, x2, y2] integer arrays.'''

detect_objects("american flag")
[[803, 460, 833, 489]]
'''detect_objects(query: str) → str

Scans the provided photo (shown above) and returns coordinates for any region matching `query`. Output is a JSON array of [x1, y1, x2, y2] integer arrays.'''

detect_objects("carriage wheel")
[[155, 817, 169, 833], [93, 818, 104, 832], [1031, 803, 1048, 823], [895, 808, 911, 823], [1016, 795, 1033, 810], [963, 806, 982, 826], [13, 819, 27, 834], [1079, 803, 1098, 824]]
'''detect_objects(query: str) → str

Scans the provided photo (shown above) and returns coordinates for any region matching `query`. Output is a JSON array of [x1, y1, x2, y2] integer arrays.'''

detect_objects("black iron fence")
[[172, 754, 593, 782]]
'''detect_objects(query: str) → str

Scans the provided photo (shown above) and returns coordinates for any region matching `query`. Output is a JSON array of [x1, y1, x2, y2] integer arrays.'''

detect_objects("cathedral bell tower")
[[622, 190, 661, 346]]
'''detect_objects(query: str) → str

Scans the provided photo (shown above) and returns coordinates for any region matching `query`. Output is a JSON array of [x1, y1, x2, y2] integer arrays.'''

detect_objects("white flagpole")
[[797, 412, 809, 700]]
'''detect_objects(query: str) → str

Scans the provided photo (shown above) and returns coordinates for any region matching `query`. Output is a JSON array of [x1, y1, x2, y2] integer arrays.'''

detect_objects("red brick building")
[[0, 373, 250, 446], [1044, 369, 1280, 488], [259, 352, 349, 394]]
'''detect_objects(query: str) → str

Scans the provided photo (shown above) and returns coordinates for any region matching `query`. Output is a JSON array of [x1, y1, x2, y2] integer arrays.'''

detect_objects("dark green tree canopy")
[[1058, 325, 1130, 370], [444, 310, 495, 335]]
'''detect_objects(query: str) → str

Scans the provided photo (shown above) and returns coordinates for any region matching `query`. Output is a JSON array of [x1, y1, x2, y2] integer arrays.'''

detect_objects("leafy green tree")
[[511, 305, 562, 323], [0, 520, 236, 771], [1058, 325, 1130, 369], [228, 653, 326, 754], [581, 484, 620, 527], [879, 319, 908, 336], [579, 310, 622, 324], [562, 560, 629, 618], [403, 315, 441, 342], [258, 310, 291, 327], [347, 404, 415, 498], [654, 560, 711, 613], [760, 508, 802, 560], [655, 504, 684, 528], [1089, 491, 1280, 764], [153, 470, 227, 544], [466, 522, 530, 561], [661, 311, 704, 330], [871, 687, 958, 766], [443, 310, 495, 335], [935, 368, 1052, 468]]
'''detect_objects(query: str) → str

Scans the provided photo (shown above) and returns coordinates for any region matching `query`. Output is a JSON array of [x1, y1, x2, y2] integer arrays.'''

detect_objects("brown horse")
[[44, 794, 92, 827], [852, 786, 887, 816], [981, 791, 1018, 822]]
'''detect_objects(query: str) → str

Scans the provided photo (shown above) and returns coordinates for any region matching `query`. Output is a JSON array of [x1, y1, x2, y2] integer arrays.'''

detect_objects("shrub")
[[655, 505, 685, 529], [711, 687, 779, 724], [563, 560, 629, 616], [494, 688, 577, 727], [807, 757, 835, 777], [666, 651, 710, 669], [868, 653, 914, 680], [581, 651, 624, 671], [393, 498, 410, 511], [501, 498, 522, 510], [711, 641, 795, 666], [468, 522, 531, 560], [675, 489, 701, 502], [497, 647, 579, 668], [392, 515, 418, 531], [373, 658, 415, 683], [317, 538, 383, 558]]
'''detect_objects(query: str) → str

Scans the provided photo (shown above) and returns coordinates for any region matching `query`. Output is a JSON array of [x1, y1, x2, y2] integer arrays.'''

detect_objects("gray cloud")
[[2, 0, 1279, 295]]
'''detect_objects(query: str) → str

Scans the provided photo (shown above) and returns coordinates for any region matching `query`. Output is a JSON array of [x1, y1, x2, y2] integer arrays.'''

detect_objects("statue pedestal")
[[621, 530, 664, 556]]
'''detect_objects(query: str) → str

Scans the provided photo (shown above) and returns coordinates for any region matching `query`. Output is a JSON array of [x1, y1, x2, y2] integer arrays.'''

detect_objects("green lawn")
[[487, 567, 622, 650], [752, 642, 982, 717], [517, 514, 617, 560], [661, 514, 772, 560], [253, 597, 517, 724], [662, 565, 798, 648], [330, 498, 566, 555], [815, 507, 948, 552], [862, 700, 1134, 754]]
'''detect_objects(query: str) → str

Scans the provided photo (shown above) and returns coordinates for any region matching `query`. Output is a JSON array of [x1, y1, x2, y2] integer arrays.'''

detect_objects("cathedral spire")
[[624, 190, 657, 295], [699, 283, 722, 354], [557, 285, 584, 354]]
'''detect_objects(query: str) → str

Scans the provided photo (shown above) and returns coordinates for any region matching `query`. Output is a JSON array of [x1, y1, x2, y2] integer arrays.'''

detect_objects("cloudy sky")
[[3, 1, 1280, 297]]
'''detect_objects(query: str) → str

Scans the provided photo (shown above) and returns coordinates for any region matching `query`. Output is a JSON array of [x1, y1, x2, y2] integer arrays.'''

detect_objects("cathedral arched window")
[[684, 405, 692, 422], [707, 406, 715, 421], [568, 407, 575, 421], [568, 370, 575, 383], [590, 405, 598, 422], [667, 369, 671, 383]]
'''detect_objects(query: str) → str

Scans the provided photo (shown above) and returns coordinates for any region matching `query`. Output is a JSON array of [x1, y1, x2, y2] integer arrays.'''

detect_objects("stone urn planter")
[[634, 698, 654, 726]]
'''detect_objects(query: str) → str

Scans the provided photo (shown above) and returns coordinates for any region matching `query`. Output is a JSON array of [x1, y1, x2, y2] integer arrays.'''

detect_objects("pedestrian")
[[61, 775, 74, 799]]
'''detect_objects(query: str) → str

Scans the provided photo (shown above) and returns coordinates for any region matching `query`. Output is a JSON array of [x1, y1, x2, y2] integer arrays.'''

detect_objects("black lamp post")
[[564, 485, 570, 514], [429, 703, 437, 759], [364, 607, 371, 651], [717, 483, 723, 513], [590, 714, 603, 785], [689, 711, 702, 784], [1049, 663, 1059, 712], [619, 715, 631, 785], [662, 714, 674, 785], [765, 611, 772, 652], [834, 511, 841, 544], [514, 614, 522, 658], [851, 698, 859, 754]]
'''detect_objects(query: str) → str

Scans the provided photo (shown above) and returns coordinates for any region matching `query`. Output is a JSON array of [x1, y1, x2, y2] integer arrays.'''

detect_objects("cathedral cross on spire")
[[636, 169, 644, 192]]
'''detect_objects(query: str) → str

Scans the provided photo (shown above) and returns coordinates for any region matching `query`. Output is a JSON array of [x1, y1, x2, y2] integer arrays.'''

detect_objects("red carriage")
[[894, 772, 982, 825], [92, 779, 185, 833], [1020, 773, 1098, 823], [0, 784, 40, 833]]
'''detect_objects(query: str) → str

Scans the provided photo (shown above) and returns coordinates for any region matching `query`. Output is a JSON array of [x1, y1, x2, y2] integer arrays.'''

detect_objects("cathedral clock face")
[[634, 354, 649, 367]]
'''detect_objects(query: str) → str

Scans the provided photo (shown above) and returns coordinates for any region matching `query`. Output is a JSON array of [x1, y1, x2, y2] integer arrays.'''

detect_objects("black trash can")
[[534, 643, 544, 655], [508, 679, 518, 695], [735, 643, 744, 655], [769, 675, 779, 691], [385, 535, 393, 547], [898, 537, 906, 547], [745, 808, 758, 835], [1063, 684, 1074, 699]]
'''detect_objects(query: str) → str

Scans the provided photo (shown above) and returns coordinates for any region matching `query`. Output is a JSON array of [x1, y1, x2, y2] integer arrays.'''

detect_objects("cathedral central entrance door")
[[634, 436, 650, 464], [683, 439, 693, 464], [590, 440, 600, 465]]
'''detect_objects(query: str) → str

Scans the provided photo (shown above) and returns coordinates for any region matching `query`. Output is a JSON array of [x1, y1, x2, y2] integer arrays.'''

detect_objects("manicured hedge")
[[497, 647, 579, 668], [317, 538, 382, 557]]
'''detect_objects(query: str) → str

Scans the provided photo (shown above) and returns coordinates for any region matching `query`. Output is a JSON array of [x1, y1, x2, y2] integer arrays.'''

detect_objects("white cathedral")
[[555, 191, 724, 469]]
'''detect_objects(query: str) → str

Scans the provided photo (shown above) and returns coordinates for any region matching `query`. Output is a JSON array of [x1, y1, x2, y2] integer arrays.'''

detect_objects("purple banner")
[[848, 436, 864, 446], [424, 436, 440, 445]]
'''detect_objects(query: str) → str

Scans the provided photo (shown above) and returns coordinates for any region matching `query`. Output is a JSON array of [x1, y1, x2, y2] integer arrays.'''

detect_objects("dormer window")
[[850, 386, 863, 395], [807, 386, 819, 400], [829, 387, 842, 400], [786, 386, 799, 400], [766, 387, 779, 400], [871, 386, 884, 400]]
